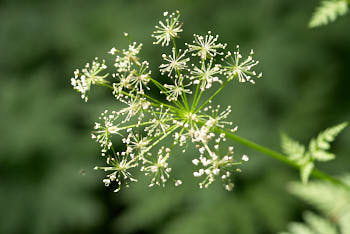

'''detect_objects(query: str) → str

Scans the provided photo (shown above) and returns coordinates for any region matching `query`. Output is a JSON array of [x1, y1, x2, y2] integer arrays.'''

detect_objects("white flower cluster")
[[141, 147, 172, 187], [71, 57, 108, 102], [191, 59, 222, 91], [91, 110, 121, 156], [223, 45, 262, 84], [186, 31, 227, 60], [152, 11, 183, 47], [193, 145, 241, 191], [160, 48, 190, 76], [71, 11, 263, 192]]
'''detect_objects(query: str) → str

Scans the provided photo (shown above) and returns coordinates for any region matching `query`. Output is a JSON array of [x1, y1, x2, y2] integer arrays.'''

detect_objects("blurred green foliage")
[[309, 0, 349, 28], [281, 175, 350, 234], [0, 0, 349, 234]]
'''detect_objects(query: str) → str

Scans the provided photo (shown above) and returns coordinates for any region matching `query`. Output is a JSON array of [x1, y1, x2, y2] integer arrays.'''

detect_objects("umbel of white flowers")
[[71, 10, 262, 193]]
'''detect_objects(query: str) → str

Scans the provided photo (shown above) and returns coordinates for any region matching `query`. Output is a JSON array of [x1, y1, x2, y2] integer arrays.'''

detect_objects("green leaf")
[[281, 123, 347, 184], [284, 176, 350, 234], [309, 122, 347, 161], [300, 162, 314, 184], [280, 212, 337, 234], [339, 213, 350, 234], [288, 176, 350, 218], [312, 150, 335, 161], [316, 122, 347, 150], [309, 0, 349, 28], [282, 222, 313, 234], [303, 211, 337, 234], [281, 133, 305, 161]]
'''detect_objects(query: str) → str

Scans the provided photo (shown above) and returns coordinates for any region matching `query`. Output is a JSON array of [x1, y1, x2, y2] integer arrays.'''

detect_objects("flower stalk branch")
[[211, 126, 350, 191]]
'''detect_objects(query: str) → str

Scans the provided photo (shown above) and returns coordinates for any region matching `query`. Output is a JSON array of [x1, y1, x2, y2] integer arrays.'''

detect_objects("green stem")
[[194, 89, 203, 111], [117, 119, 174, 132], [99, 83, 113, 89], [191, 83, 200, 112], [181, 90, 190, 111], [191, 59, 207, 112], [149, 77, 184, 109], [195, 79, 231, 114], [99, 82, 179, 113], [144, 125, 179, 155], [172, 37, 190, 111], [211, 126, 350, 191]]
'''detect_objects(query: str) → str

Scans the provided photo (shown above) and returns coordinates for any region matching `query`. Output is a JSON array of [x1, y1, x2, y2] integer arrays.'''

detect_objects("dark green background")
[[1, 0, 349, 234]]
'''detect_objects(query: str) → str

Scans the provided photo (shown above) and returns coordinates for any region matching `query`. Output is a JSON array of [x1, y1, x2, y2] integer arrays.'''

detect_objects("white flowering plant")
[[71, 11, 349, 193]]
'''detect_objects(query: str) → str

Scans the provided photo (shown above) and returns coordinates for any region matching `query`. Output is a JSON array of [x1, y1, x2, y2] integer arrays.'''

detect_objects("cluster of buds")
[[71, 11, 262, 192]]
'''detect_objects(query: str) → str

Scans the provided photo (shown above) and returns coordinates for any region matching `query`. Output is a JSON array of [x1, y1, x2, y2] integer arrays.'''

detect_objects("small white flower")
[[213, 168, 220, 175], [112, 74, 132, 98], [127, 61, 151, 94], [204, 105, 233, 129], [95, 154, 138, 192], [124, 131, 150, 155], [91, 110, 122, 155], [191, 59, 222, 90], [114, 42, 143, 73], [194, 145, 242, 190], [152, 11, 183, 47], [103, 179, 111, 186], [187, 31, 227, 60], [163, 77, 192, 102], [160, 48, 190, 77], [175, 180, 182, 186], [223, 45, 262, 84], [118, 97, 150, 122], [141, 147, 172, 187], [225, 182, 234, 191], [108, 47, 118, 55], [145, 106, 172, 136], [242, 154, 249, 161], [71, 58, 109, 102]]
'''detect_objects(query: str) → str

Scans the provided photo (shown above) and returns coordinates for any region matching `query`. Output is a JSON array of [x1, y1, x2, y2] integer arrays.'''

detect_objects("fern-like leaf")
[[340, 213, 350, 234], [281, 133, 305, 161], [282, 176, 350, 234], [280, 122, 347, 184], [281, 212, 338, 234], [288, 176, 350, 218], [309, 0, 349, 28], [309, 122, 347, 161], [281, 222, 313, 234], [301, 162, 314, 184], [303, 211, 338, 234], [316, 122, 347, 150]]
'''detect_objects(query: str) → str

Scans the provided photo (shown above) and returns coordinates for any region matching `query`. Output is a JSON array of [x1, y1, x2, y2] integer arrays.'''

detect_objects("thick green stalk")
[[211, 126, 350, 191]]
